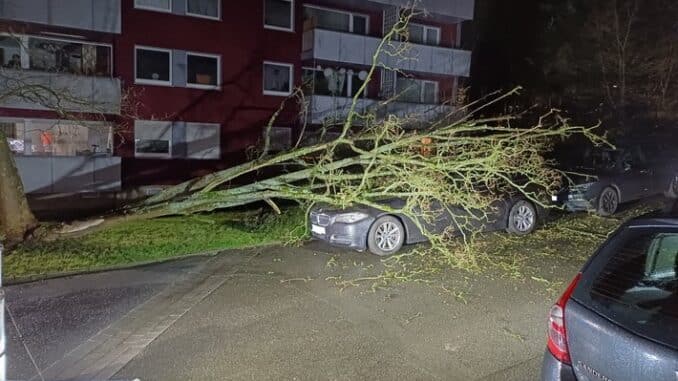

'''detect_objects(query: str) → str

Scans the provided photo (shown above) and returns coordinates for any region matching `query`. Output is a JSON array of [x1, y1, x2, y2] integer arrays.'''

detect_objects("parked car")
[[309, 196, 543, 256], [552, 145, 678, 216], [541, 208, 678, 381]]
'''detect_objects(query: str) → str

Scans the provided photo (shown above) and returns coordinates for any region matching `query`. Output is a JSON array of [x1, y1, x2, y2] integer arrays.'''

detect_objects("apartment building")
[[0, 0, 473, 195]]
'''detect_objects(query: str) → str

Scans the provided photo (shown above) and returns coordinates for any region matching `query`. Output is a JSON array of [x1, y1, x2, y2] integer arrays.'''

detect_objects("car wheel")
[[506, 200, 537, 235], [597, 187, 619, 216], [367, 216, 405, 256], [664, 175, 678, 199]]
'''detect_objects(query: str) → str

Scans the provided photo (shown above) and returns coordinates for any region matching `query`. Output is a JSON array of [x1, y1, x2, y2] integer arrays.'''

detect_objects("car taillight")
[[547, 273, 581, 365]]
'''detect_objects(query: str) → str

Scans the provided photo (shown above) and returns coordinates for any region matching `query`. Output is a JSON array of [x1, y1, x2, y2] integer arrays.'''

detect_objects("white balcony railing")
[[302, 29, 472, 78], [307, 95, 454, 125], [14, 155, 121, 194], [0, 0, 121, 33], [0, 69, 121, 114]]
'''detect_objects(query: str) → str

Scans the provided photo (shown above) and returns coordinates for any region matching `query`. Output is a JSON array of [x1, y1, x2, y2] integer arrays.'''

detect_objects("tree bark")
[[0, 132, 37, 243]]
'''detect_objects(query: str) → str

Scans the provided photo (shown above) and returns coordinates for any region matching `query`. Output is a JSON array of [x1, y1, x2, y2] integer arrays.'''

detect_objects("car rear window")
[[573, 226, 678, 350]]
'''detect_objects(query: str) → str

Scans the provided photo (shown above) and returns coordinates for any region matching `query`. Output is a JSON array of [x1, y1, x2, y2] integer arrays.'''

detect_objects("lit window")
[[187, 0, 220, 19], [135, 0, 172, 12], [23, 121, 112, 156], [135, 120, 173, 158], [264, 0, 293, 31], [408, 24, 440, 46], [135, 47, 172, 85], [263, 62, 293, 96], [187, 53, 220, 89]]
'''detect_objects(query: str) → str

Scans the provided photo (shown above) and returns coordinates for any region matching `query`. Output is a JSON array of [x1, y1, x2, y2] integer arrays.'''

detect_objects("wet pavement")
[[4, 242, 577, 380]]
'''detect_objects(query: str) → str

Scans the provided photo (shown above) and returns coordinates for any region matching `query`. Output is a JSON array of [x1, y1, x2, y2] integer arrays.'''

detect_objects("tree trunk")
[[0, 132, 37, 243]]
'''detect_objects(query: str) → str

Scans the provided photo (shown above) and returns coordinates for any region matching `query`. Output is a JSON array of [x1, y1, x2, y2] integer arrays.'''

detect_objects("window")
[[408, 24, 440, 46], [0, 120, 26, 154], [135, 120, 173, 158], [266, 126, 292, 151], [575, 228, 678, 351], [302, 67, 368, 97], [264, 0, 293, 31], [187, 53, 220, 89], [19, 120, 112, 156], [135, 47, 172, 85], [26, 37, 112, 77], [0, 36, 22, 69], [135, 0, 172, 12], [187, 0, 220, 19], [263, 62, 293, 96], [186, 123, 220, 159], [395, 77, 438, 104], [303, 6, 369, 35]]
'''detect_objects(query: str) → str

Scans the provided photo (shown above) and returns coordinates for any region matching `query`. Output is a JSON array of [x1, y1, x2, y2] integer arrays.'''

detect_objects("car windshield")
[[574, 227, 678, 350]]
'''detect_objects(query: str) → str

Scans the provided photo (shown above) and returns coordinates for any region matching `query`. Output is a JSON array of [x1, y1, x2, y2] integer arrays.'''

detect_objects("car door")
[[613, 150, 649, 201]]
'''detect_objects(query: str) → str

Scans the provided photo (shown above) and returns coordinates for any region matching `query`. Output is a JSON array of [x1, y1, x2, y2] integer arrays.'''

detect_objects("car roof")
[[626, 202, 678, 227]]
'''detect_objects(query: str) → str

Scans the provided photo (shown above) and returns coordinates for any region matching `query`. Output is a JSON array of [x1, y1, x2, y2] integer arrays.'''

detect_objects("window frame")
[[263, 61, 294, 96], [264, 0, 295, 33], [186, 51, 221, 90], [409, 23, 441, 46], [420, 80, 439, 104], [134, 120, 173, 159], [185, 0, 221, 20], [394, 76, 439, 104], [134, 0, 173, 13], [134, 45, 173, 87], [302, 4, 370, 35]]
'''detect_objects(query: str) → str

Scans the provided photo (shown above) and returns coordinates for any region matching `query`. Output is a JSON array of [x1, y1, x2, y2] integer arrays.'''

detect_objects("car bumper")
[[310, 218, 373, 252], [552, 191, 596, 212], [540, 351, 576, 381]]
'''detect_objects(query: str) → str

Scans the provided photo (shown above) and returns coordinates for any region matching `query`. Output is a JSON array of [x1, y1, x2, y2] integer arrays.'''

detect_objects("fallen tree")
[[135, 9, 604, 260]]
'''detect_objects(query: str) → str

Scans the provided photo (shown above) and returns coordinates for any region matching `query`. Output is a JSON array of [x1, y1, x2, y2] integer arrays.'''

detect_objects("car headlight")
[[334, 212, 369, 223]]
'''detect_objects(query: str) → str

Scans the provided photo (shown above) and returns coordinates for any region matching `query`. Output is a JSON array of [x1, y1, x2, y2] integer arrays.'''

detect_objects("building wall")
[[115, 0, 303, 185], [1, 0, 471, 189]]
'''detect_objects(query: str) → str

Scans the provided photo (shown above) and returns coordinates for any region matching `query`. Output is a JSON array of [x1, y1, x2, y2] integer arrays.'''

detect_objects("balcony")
[[14, 155, 121, 194], [302, 29, 472, 77], [0, 69, 121, 114], [0, 0, 121, 33], [307, 95, 453, 125]]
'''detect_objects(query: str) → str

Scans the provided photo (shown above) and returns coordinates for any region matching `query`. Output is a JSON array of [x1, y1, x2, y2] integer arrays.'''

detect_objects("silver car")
[[541, 211, 678, 380], [310, 197, 542, 256]]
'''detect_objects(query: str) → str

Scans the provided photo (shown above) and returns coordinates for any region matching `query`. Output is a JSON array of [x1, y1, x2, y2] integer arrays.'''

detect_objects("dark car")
[[541, 209, 678, 381], [553, 145, 678, 216], [310, 196, 542, 256]]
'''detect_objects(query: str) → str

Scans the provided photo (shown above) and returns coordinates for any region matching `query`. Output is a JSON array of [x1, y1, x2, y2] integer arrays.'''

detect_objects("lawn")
[[5, 207, 307, 282]]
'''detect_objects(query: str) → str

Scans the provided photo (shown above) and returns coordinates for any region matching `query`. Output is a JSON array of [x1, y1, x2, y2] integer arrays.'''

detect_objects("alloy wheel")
[[512, 203, 535, 232], [600, 188, 618, 215], [375, 221, 401, 251]]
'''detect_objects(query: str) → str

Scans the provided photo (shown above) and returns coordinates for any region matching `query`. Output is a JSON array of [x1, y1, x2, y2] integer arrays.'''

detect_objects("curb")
[[4, 242, 285, 286]]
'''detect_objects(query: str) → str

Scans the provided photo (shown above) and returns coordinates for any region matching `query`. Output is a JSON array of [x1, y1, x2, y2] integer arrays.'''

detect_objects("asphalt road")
[[5, 242, 578, 380]]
